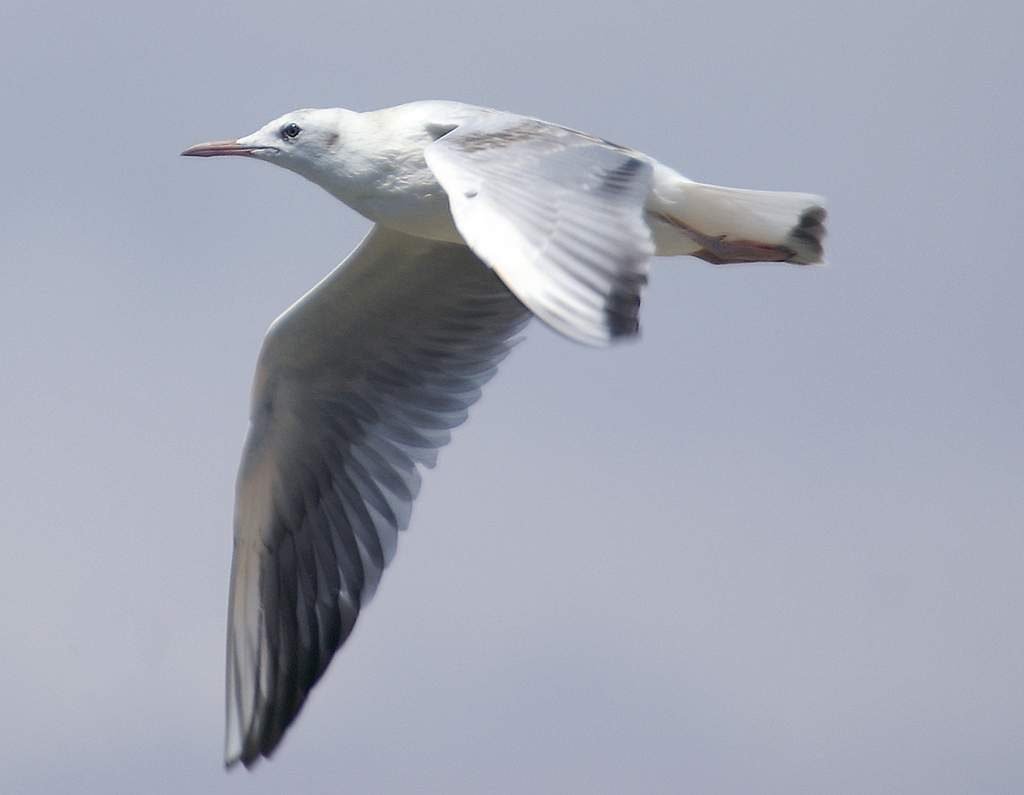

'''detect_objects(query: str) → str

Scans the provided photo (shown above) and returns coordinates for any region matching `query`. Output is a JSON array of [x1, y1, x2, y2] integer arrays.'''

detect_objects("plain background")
[[2, 1, 1022, 792]]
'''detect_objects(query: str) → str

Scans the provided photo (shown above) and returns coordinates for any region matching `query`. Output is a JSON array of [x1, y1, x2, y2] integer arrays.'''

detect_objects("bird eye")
[[280, 123, 302, 140]]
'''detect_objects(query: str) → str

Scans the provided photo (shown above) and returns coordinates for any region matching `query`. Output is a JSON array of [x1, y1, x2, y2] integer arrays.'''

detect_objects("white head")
[[182, 108, 362, 187]]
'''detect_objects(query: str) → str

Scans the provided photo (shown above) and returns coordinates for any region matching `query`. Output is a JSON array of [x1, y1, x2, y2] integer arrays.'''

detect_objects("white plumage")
[[182, 100, 827, 767]]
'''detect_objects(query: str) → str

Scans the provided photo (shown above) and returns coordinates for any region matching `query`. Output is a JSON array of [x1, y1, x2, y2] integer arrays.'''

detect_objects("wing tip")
[[224, 750, 262, 772], [785, 205, 828, 265], [223, 737, 253, 770], [224, 718, 281, 770], [224, 715, 260, 770]]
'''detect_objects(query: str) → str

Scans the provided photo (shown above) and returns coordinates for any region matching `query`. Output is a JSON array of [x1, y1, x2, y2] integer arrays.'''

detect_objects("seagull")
[[182, 100, 827, 768]]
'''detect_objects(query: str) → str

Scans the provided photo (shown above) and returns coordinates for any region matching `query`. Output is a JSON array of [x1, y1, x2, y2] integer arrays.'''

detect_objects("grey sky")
[[2, 0, 1022, 792]]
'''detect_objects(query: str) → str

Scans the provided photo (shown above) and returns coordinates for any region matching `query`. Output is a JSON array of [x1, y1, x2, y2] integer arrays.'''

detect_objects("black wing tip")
[[226, 745, 276, 771], [224, 730, 270, 770], [787, 205, 828, 264], [224, 742, 261, 770], [606, 313, 640, 339], [224, 621, 348, 772], [225, 712, 292, 771], [224, 754, 251, 771], [600, 156, 648, 196], [604, 274, 645, 339]]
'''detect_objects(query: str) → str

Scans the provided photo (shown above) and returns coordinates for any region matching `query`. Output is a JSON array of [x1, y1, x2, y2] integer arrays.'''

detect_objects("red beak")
[[180, 140, 275, 158]]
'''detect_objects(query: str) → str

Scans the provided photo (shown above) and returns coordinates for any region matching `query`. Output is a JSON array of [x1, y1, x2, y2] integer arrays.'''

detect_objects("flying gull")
[[182, 100, 827, 768]]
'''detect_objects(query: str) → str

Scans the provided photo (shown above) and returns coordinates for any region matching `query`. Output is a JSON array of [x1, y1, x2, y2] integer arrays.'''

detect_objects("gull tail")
[[651, 181, 827, 265]]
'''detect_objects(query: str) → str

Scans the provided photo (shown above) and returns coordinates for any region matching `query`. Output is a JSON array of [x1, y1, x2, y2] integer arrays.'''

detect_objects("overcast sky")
[[2, 0, 1022, 792]]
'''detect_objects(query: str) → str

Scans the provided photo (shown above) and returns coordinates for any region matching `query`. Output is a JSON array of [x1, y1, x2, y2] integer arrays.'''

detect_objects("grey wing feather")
[[424, 113, 655, 346], [225, 226, 529, 767]]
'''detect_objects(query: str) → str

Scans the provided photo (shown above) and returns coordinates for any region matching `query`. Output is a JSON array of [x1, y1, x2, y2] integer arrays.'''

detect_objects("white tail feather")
[[650, 180, 827, 265]]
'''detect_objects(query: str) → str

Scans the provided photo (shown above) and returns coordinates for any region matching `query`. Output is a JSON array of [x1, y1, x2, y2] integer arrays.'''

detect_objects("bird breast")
[[337, 154, 466, 244]]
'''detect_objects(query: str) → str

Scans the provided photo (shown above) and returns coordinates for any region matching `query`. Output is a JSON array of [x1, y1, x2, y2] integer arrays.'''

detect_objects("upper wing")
[[225, 226, 528, 767], [424, 113, 655, 346]]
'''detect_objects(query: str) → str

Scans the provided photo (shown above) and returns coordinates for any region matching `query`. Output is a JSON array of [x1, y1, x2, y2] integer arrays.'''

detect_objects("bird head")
[[181, 108, 356, 182]]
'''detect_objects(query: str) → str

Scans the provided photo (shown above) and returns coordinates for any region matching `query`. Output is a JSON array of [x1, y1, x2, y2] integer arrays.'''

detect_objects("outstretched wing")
[[225, 226, 529, 767], [424, 113, 655, 346]]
